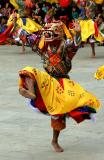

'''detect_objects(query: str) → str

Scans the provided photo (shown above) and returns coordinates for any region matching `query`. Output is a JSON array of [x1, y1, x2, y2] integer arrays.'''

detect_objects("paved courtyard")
[[0, 45, 104, 160]]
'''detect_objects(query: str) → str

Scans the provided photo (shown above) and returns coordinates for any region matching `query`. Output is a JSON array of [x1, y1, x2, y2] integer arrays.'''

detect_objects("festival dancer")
[[94, 14, 104, 43], [19, 20, 101, 152], [95, 65, 104, 80], [74, 0, 104, 57], [6, 0, 42, 52]]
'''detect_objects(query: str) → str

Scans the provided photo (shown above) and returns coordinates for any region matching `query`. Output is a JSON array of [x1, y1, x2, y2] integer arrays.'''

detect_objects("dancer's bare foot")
[[91, 54, 96, 58], [22, 48, 25, 53], [51, 141, 64, 152], [20, 48, 25, 53], [20, 44, 25, 53]]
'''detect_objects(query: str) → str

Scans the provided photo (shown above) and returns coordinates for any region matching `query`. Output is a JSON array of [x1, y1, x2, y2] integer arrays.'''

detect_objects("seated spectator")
[[72, 6, 79, 20], [0, 16, 7, 33]]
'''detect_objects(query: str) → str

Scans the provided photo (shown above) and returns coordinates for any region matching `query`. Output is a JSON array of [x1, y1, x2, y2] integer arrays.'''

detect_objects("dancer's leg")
[[90, 42, 96, 57], [51, 116, 66, 152], [51, 129, 64, 152], [21, 42, 25, 53]]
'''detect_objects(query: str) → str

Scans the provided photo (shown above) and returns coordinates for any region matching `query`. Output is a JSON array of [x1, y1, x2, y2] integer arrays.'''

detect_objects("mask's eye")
[[54, 27, 58, 32]]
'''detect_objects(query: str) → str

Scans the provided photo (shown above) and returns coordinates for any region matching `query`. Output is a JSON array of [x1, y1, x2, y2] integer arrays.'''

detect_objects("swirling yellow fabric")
[[79, 19, 104, 42], [7, 15, 42, 34], [79, 20, 95, 42], [7, 13, 20, 26], [10, 0, 19, 9], [95, 65, 104, 80], [19, 66, 100, 115], [46, 0, 59, 3], [94, 33, 104, 42], [92, 0, 104, 4], [16, 18, 42, 34]]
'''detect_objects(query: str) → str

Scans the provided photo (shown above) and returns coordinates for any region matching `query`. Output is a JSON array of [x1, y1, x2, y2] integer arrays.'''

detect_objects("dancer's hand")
[[19, 77, 36, 100], [25, 77, 35, 93], [19, 87, 36, 100], [73, 20, 81, 32]]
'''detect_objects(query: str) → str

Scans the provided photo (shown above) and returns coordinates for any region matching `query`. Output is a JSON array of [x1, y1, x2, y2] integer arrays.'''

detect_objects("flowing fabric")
[[46, 0, 59, 3], [16, 18, 42, 34], [79, 20, 95, 41], [95, 65, 104, 80], [94, 22, 104, 42], [79, 19, 104, 42], [10, 0, 19, 9], [94, 33, 104, 42], [0, 24, 14, 44], [19, 66, 100, 115], [7, 13, 20, 26], [7, 15, 42, 34], [92, 0, 104, 4]]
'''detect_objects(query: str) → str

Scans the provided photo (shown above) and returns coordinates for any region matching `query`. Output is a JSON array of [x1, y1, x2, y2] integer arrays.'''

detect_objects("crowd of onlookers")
[[0, 0, 104, 47], [0, 1, 13, 34], [29, 1, 104, 26]]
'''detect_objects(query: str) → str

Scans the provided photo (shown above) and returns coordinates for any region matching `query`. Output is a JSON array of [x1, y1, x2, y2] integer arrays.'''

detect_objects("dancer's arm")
[[19, 77, 36, 99], [19, 87, 36, 100]]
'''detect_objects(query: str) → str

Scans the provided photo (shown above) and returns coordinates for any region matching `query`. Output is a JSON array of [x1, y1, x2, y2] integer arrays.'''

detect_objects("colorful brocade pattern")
[[19, 67, 101, 115]]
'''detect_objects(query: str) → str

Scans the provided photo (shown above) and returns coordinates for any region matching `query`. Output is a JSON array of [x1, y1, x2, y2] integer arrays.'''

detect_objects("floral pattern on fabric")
[[94, 65, 104, 80], [19, 67, 101, 115]]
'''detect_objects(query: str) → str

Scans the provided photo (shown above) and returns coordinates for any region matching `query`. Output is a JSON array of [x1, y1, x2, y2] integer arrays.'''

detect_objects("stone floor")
[[0, 45, 104, 160]]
